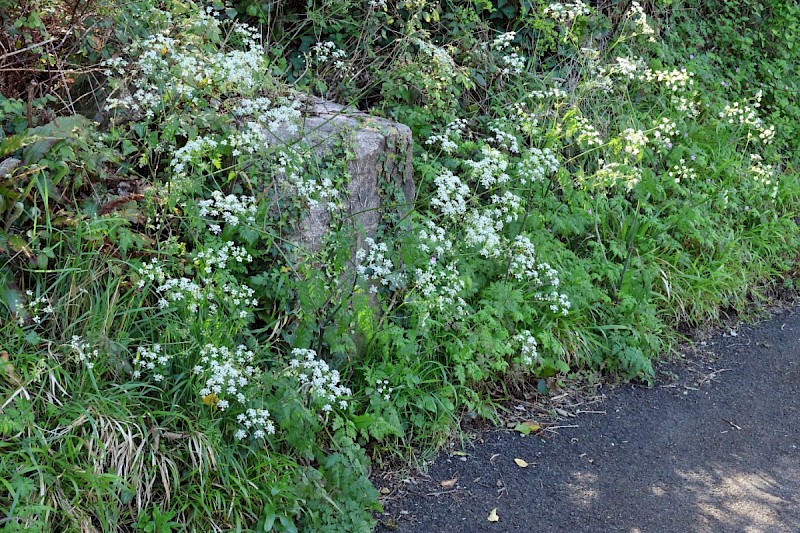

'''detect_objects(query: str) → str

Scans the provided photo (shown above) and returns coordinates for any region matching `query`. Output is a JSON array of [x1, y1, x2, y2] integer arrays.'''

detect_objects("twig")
[[0, 37, 57, 61], [722, 418, 741, 430], [426, 489, 461, 497]]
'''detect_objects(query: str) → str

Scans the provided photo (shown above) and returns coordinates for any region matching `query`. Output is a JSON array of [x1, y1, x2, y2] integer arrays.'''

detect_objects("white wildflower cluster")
[[413, 259, 467, 318], [673, 95, 701, 118], [69, 336, 99, 369], [491, 191, 523, 223], [368, 0, 387, 9], [374, 379, 393, 401], [465, 210, 505, 257], [413, 222, 467, 320], [196, 344, 257, 409], [194, 241, 253, 277], [104, 10, 267, 118], [513, 330, 539, 366], [431, 169, 471, 218], [640, 67, 694, 92], [544, 1, 591, 24], [508, 236, 570, 315], [426, 118, 468, 154], [491, 32, 516, 51], [19, 290, 54, 326], [234, 409, 275, 440], [275, 148, 340, 208], [288, 349, 352, 412], [529, 87, 569, 101], [132, 344, 168, 381], [154, 276, 204, 311], [197, 191, 257, 235], [355, 238, 407, 293], [718, 101, 775, 145], [668, 159, 696, 184], [748, 154, 778, 198], [612, 56, 644, 79], [538, 290, 572, 315], [621, 128, 649, 159], [312, 41, 346, 64], [234, 97, 302, 137], [488, 124, 520, 153], [415, 39, 457, 81], [193, 344, 276, 440], [137, 259, 166, 287], [418, 220, 453, 257], [171, 135, 224, 176], [638, 67, 701, 118], [195, 277, 256, 319], [511, 102, 541, 136], [651, 118, 680, 150], [593, 159, 643, 191], [140, 242, 257, 320], [169, 97, 302, 179], [627, 1, 656, 40], [572, 117, 604, 148], [465, 145, 510, 188], [500, 52, 526, 76], [101, 56, 128, 77], [517, 147, 559, 184], [311, 41, 348, 71]]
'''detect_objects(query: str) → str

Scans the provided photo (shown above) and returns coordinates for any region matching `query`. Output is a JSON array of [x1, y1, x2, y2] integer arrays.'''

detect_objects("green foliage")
[[2, 0, 800, 530]]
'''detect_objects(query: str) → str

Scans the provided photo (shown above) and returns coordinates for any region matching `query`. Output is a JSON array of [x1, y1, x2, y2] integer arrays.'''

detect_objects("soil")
[[375, 307, 800, 532]]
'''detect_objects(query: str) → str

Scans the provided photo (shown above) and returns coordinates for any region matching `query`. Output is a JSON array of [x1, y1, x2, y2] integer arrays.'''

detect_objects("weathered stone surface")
[[273, 97, 415, 255]]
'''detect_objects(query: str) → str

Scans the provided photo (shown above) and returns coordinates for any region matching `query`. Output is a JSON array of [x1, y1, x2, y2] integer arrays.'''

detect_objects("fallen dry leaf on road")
[[379, 487, 391, 495], [514, 420, 541, 435], [514, 458, 529, 468], [439, 478, 457, 489], [487, 508, 500, 522]]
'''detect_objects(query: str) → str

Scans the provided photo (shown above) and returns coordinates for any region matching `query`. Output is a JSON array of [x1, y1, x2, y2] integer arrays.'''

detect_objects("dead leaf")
[[439, 478, 457, 489], [379, 487, 391, 495], [201, 392, 220, 407], [1, 351, 22, 387], [514, 458, 529, 468], [487, 508, 500, 522], [451, 450, 468, 456], [514, 420, 541, 435]]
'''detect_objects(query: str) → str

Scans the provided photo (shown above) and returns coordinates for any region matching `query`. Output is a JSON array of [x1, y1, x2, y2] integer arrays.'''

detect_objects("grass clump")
[[2, 0, 799, 530]]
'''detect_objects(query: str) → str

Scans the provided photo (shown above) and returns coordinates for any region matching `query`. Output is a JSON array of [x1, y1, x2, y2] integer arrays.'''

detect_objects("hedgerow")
[[1, 0, 798, 530]]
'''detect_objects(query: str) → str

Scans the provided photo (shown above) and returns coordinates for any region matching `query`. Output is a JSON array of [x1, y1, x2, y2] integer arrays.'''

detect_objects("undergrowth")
[[1, 0, 798, 530]]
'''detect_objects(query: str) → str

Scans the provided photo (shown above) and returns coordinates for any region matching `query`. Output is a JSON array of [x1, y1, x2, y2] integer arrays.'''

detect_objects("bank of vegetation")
[[1, 0, 798, 530]]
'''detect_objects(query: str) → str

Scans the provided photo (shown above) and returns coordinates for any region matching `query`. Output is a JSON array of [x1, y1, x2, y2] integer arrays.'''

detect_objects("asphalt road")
[[377, 307, 800, 532]]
